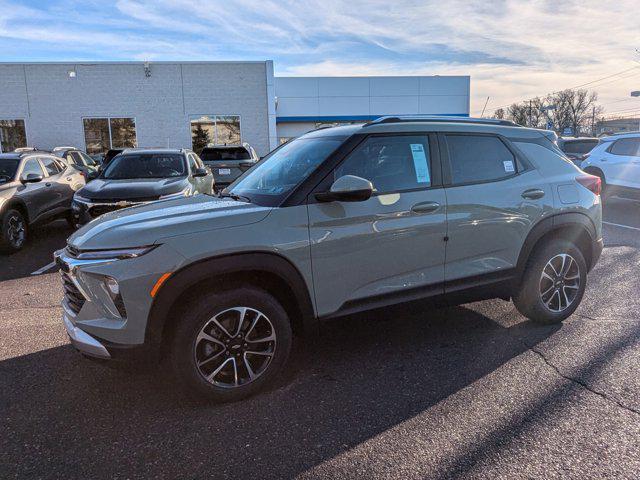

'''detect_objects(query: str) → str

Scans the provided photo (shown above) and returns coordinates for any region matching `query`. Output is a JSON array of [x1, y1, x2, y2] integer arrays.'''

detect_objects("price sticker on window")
[[410, 144, 431, 184], [503, 160, 515, 173]]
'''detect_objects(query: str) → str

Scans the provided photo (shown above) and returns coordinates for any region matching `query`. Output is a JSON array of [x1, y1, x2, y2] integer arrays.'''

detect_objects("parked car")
[[580, 131, 640, 200], [56, 116, 603, 401], [557, 137, 600, 165], [53, 146, 101, 181], [199, 143, 259, 190], [98, 148, 125, 169], [0, 150, 85, 252], [71, 148, 214, 226]]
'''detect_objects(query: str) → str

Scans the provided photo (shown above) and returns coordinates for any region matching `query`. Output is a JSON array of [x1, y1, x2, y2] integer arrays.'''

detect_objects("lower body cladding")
[[55, 244, 186, 359]]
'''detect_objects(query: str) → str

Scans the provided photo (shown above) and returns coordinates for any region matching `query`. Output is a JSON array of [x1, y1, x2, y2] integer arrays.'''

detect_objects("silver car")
[[56, 116, 603, 401]]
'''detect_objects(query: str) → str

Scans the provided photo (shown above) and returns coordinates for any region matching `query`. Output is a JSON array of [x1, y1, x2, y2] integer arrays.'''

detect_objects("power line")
[[475, 65, 640, 115]]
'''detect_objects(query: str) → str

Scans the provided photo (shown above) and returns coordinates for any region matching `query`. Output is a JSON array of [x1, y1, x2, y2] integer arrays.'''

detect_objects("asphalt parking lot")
[[1, 198, 640, 479]]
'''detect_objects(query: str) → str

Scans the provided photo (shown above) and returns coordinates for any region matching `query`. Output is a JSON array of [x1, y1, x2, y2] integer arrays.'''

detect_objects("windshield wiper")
[[218, 192, 251, 203]]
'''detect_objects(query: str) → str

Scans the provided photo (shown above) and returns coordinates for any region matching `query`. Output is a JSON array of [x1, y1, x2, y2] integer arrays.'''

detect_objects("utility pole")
[[480, 96, 490, 117], [528, 100, 532, 127], [591, 106, 596, 137]]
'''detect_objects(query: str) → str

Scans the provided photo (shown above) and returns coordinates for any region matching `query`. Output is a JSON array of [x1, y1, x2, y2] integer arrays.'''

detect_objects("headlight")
[[73, 245, 157, 260], [160, 188, 190, 200]]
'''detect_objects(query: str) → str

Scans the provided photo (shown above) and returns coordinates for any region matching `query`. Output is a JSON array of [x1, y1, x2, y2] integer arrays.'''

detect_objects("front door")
[[440, 133, 551, 285], [308, 133, 447, 318], [602, 137, 640, 190]]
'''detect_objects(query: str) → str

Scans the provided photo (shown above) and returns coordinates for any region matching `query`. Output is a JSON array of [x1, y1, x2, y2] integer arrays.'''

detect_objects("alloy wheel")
[[539, 253, 580, 313], [193, 307, 276, 388], [6, 214, 26, 248]]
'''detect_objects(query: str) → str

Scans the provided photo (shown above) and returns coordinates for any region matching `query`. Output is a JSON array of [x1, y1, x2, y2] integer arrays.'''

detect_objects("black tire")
[[513, 239, 587, 324], [0, 209, 28, 253], [170, 286, 292, 402]]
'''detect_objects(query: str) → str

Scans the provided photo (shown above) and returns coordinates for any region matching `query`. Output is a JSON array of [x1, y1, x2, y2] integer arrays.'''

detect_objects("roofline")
[[0, 60, 272, 66]]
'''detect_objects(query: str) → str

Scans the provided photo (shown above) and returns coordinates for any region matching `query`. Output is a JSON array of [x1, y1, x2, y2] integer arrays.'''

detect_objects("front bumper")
[[63, 302, 111, 358]]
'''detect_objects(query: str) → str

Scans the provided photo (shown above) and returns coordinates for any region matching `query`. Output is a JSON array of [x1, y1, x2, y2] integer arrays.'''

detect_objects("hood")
[[79, 176, 189, 201], [69, 194, 272, 249]]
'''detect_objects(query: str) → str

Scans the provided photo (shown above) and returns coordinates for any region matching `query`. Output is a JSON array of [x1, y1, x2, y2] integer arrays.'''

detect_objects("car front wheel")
[[170, 286, 292, 402], [513, 239, 587, 324], [0, 209, 28, 253]]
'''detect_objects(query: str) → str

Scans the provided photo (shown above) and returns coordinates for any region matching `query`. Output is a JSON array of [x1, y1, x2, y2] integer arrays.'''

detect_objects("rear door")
[[602, 137, 640, 189], [441, 133, 552, 286], [308, 133, 447, 318]]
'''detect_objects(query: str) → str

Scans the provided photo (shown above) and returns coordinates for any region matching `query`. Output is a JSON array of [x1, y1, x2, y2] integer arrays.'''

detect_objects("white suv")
[[581, 132, 640, 200]]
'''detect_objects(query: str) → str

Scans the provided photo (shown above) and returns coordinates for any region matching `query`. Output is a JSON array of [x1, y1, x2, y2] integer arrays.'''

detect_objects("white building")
[[275, 76, 470, 143], [0, 64, 470, 155]]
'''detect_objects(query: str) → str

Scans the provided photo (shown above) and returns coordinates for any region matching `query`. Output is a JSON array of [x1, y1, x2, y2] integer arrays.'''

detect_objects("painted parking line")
[[603, 221, 640, 232], [30, 261, 58, 276]]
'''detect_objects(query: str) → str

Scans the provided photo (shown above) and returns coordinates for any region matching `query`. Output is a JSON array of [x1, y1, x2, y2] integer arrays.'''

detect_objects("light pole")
[[541, 104, 556, 132], [632, 92, 640, 131]]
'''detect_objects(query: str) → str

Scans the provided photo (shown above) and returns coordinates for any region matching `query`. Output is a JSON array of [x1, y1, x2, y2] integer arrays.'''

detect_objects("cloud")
[[1, 0, 639, 115]]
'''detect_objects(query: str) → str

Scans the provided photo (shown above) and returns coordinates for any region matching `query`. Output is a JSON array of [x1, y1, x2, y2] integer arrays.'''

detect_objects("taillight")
[[576, 174, 601, 195]]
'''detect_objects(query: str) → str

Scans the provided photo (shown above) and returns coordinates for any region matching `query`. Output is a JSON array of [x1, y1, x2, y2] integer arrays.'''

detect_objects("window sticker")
[[503, 160, 515, 173], [410, 144, 431, 184]]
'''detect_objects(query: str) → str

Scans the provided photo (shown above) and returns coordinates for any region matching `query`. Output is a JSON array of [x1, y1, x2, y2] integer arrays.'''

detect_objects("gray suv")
[[55, 117, 603, 402]]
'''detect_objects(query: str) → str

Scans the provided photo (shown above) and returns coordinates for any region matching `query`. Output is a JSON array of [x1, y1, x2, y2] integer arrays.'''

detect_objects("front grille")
[[61, 271, 85, 314]]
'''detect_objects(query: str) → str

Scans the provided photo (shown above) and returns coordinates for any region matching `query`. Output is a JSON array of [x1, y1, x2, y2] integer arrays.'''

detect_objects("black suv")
[[0, 151, 85, 252]]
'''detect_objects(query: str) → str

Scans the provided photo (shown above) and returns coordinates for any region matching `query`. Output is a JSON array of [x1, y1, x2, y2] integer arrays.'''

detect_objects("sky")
[[1, 0, 639, 117]]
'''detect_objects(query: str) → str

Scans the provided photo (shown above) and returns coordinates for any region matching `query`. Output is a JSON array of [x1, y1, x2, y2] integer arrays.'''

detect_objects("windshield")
[[228, 137, 343, 206], [201, 147, 251, 161], [0, 159, 19, 183], [102, 153, 186, 180]]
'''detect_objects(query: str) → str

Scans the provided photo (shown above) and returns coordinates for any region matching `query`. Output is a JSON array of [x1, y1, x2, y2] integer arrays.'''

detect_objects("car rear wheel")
[[0, 209, 28, 253], [513, 239, 587, 324], [170, 286, 292, 402]]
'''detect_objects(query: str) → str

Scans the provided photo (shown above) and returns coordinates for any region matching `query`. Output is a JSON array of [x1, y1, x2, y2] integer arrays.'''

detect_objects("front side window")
[[334, 135, 432, 194], [79, 151, 97, 166], [21, 158, 44, 178], [190, 115, 241, 154], [446, 135, 517, 185], [609, 138, 640, 157], [229, 137, 342, 206], [102, 153, 186, 180], [40, 157, 62, 176], [83, 117, 137, 157], [0, 120, 27, 153]]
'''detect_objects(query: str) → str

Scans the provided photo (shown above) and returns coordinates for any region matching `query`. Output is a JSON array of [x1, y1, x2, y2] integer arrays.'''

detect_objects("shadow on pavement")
[[1, 305, 559, 479]]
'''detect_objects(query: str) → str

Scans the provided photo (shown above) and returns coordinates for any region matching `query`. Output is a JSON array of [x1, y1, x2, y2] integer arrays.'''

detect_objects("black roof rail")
[[363, 115, 522, 128]]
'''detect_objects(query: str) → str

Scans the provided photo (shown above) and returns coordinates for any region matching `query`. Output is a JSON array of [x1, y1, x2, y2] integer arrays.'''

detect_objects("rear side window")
[[445, 135, 516, 185], [40, 156, 62, 176], [335, 135, 432, 194], [608, 138, 640, 157]]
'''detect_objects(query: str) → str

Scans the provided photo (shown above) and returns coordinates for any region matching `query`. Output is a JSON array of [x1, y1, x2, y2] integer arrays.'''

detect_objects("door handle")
[[411, 201, 440, 214], [521, 188, 545, 200]]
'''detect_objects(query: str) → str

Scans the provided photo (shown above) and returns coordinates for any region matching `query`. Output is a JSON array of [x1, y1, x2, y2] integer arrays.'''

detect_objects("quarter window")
[[83, 117, 137, 157], [446, 135, 517, 185], [0, 119, 27, 153], [608, 138, 640, 157], [190, 115, 241, 155], [335, 135, 432, 194]]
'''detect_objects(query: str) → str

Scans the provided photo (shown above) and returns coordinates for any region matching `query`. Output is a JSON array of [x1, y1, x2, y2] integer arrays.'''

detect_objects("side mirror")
[[21, 173, 44, 184], [315, 175, 374, 202], [193, 167, 208, 177]]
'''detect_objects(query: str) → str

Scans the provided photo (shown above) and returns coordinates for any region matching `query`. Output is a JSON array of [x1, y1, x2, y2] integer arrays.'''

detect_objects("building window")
[[0, 119, 27, 153], [83, 117, 137, 157], [190, 115, 241, 154]]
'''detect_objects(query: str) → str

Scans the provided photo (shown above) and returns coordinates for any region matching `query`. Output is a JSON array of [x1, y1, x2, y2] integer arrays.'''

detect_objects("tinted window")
[[562, 140, 598, 155], [68, 152, 82, 165], [609, 138, 640, 157], [102, 154, 186, 180], [201, 147, 251, 161], [40, 157, 62, 176], [21, 158, 44, 178], [446, 135, 516, 184], [229, 137, 341, 206], [187, 154, 198, 172], [335, 135, 431, 193], [79, 151, 97, 166], [0, 159, 20, 182]]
